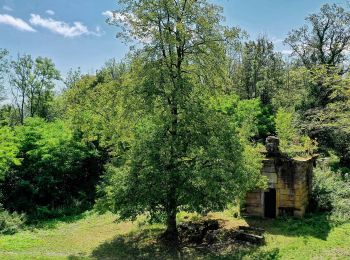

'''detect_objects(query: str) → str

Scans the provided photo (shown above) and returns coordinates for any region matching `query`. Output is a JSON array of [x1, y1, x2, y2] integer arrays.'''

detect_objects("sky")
[[0, 0, 345, 76]]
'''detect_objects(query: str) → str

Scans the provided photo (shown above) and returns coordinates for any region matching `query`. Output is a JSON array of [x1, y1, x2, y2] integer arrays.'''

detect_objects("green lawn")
[[0, 212, 349, 259]]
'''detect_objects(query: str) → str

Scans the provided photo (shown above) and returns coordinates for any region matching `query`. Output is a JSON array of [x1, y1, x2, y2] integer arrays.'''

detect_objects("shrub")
[[312, 162, 350, 222], [0, 207, 25, 235]]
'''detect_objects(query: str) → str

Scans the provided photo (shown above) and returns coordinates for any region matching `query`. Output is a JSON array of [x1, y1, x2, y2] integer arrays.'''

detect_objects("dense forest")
[[0, 0, 349, 247]]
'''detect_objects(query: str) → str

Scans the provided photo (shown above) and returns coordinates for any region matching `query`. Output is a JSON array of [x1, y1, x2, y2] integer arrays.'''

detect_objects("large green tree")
[[285, 3, 350, 68], [282, 4, 350, 166], [10, 55, 61, 124], [284, 3, 350, 107], [99, 0, 263, 241]]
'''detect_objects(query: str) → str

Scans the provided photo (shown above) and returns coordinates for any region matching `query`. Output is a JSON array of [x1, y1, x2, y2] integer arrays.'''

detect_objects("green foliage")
[[0, 105, 19, 126], [97, 98, 264, 221], [303, 65, 349, 109], [275, 108, 317, 157], [312, 162, 350, 222], [0, 126, 20, 178], [234, 98, 263, 140], [210, 95, 274, 140], [297, 66, 350, 165], [210, 95, 260, 139], [64, 67, 82, 90], [229, 36, 284, 106], [272, 66, 310, 111], [0, 118, 104, 218], [285, 3, 350, 68], [93, 0, 264, 239], [9, 54, 61, 124], [257, 105, 275, 138], [209, 95, 269, 191], [234, 98, 275, 140], [64, 63, 129, 152], [96, 96, 266, 224], [0, 207, 25, 235]]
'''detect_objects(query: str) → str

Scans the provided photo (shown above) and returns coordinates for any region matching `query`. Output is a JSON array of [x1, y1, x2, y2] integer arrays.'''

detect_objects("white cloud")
[[45, 10, 55, 16], [29, 14, 101, 38], [3, 6, 13, 12], [281, 49, 293, 55], [0, 14, 36, 32]]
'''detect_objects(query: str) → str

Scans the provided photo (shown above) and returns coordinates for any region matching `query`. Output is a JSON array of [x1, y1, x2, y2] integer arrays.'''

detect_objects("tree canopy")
[[285, 3, 350, 68], [93, 0, 265, 241]]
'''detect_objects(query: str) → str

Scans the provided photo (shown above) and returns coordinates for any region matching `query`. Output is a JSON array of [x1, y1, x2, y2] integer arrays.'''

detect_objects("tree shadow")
[[89, 227, 280, 260], [244, 213, 333, 241], [25, 211, 88, 231]]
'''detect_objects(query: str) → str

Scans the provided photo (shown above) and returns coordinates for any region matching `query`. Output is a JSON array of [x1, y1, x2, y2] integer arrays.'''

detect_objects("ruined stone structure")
[[243, 137, 317, 218]]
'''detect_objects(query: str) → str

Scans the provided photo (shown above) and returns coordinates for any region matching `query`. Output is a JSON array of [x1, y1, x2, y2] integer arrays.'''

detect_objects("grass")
[[0, 211, 349, 259]]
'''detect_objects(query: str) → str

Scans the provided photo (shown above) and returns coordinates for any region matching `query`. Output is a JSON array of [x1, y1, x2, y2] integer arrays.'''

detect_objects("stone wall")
[[243, 137, 316, 218]]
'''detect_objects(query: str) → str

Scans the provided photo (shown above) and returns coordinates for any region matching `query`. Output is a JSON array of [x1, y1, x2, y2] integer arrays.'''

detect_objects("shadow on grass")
[[244, 213, 332, 241], [88, 227, 280, 260], [25, 211, 89, 230]]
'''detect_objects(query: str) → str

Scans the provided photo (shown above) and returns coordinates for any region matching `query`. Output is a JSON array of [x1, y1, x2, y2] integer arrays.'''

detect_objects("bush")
[[312, 162, 350, 222], [0, 207, 25, 235], [0, 118, 106, 219]]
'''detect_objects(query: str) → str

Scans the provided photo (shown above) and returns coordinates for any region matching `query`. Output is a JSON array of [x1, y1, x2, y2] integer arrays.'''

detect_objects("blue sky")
[[0, 0, 343, 76]]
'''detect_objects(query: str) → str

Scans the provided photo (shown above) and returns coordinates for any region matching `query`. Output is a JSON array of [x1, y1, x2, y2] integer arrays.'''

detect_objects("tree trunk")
[[163, 83, 179, 243], [20, 93, 25, 125], [163, 193, 178, 243]]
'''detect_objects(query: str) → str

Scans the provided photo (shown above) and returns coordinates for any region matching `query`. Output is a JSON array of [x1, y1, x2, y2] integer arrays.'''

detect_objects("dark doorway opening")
[[264, 188, 276, 218]]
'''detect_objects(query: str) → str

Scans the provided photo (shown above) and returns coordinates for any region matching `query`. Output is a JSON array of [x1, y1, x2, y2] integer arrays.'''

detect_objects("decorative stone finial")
[[266, 136, 280, 156]]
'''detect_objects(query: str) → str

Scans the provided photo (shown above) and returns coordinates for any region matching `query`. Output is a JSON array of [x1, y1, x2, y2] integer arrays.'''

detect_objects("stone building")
[[243, 137, 317, 218]]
